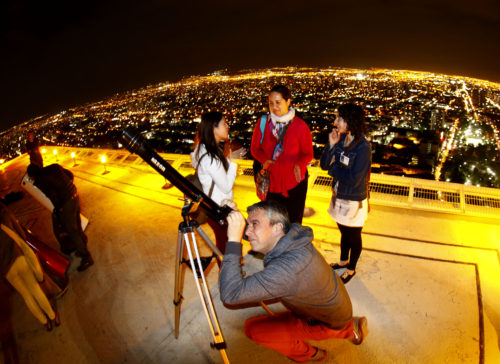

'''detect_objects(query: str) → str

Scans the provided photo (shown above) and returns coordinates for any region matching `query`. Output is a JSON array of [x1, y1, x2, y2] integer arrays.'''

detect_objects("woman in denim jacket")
[[320, 104, 371, 284]]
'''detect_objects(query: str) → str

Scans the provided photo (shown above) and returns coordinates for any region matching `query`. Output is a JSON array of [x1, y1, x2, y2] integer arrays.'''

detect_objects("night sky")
[[1, 0, 499, 132]]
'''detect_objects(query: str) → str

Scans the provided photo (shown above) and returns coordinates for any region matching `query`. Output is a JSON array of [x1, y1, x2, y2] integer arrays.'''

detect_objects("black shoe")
[[330, 262, 349, 270], [45, 318, 52, 332], [340, 270, 356, 284], [54, 311, 61, 326], [61, 248, 76, 255], [350, 316, 369, 345], [77, 256, 94, 272]]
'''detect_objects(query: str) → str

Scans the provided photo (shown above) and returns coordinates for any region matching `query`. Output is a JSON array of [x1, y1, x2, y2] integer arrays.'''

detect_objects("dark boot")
[[77, 255, 94, 272]]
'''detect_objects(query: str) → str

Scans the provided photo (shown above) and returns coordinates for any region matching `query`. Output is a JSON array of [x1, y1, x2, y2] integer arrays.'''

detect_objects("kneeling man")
[[219, 200, 368, 362]]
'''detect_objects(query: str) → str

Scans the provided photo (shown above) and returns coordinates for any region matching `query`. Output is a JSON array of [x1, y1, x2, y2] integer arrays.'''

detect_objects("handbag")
[[186, 154, 215, 224], [255, 168, 270, 201]]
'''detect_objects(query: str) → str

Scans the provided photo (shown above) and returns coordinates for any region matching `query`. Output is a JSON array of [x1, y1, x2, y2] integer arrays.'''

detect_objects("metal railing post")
[[408, 181, 414, 207], [460, 185, 466, 213]]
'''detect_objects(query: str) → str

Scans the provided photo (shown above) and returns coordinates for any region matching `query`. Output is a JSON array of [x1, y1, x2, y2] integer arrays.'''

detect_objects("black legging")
[[267, 173, 309, 224], [337, 223, 363, 271]]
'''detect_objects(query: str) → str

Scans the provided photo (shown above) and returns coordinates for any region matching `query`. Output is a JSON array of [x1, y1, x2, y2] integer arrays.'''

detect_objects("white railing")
[[32, 146, 500, 219]]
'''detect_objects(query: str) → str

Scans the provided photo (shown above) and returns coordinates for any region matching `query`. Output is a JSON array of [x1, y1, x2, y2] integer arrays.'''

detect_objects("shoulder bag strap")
[[344, 136, 363, 153], [195, 152, 216, 197], [207, 180, 215, 197], [259, 115, 267, 145]]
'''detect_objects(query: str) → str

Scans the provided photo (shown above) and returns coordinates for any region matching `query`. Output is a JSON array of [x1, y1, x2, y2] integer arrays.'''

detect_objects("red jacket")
[[251, 115, 313, 196]]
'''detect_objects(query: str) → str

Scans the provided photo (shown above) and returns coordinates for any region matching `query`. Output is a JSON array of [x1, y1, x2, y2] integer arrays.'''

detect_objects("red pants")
[[245, 311, 355, 362]]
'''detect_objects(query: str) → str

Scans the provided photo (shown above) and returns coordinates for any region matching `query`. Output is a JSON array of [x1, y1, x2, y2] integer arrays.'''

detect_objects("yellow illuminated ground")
[[1, 152, 499, 363]]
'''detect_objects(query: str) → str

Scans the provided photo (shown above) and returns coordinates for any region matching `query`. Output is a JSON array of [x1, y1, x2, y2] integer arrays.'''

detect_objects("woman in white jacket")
[[191, 112, 237, 255]]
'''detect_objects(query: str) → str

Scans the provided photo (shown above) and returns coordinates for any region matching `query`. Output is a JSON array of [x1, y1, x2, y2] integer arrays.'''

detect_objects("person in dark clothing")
[[320, 104, 371, 284], [27, 163, 93, 272], [25, 132, 43, 167]]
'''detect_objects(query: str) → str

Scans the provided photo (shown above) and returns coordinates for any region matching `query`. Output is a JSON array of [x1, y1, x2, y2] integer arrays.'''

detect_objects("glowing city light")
[[100, 155, 109, 174], [71, 151, 78, 167]]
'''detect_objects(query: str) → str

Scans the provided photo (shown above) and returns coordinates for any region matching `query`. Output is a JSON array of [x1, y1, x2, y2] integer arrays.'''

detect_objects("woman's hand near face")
[[293, 164, 302, 182], [329, 128, 340, 147]]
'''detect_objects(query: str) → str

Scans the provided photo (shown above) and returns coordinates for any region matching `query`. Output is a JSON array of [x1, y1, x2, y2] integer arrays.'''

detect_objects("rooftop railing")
[[23, 146, 500, 219]]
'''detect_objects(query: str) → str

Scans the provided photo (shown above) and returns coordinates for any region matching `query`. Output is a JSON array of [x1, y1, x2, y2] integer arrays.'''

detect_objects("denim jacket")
[[320, 134, 371, 201]]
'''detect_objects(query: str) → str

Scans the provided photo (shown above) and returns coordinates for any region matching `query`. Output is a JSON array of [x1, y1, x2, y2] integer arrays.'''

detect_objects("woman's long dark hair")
[[195, 111, 229, 171], [338, 103, 367, 139]]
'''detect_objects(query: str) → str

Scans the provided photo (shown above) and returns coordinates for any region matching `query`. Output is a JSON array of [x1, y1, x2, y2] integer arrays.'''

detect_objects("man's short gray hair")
[[247, 200, 290, 233]]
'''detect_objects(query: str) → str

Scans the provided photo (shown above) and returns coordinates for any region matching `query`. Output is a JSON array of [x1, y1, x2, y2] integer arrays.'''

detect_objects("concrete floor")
[[1, 154, 499, 364]]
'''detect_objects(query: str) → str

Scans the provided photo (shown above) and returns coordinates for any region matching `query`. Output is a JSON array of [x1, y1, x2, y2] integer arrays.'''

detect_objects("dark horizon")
[[2, 0, 499, 132]]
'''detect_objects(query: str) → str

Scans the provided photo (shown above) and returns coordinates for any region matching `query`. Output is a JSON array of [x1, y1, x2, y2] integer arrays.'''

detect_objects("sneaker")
[[289, 347, 327, 363], [340, 270, 356, 284], [350, 316, 368, 345], [308, 347, 327, 362], [77, 256, 94, 272]]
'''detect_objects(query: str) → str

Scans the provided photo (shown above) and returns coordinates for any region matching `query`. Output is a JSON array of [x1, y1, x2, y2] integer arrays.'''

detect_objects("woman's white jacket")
[[190, 144, 237, 206]]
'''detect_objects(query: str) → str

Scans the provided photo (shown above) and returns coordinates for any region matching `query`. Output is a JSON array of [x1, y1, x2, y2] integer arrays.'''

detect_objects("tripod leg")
[[260, 301, 275, 316], [184, 231, 230, 363], [173, 229, 185, 339], [195, 225, 223, 262]]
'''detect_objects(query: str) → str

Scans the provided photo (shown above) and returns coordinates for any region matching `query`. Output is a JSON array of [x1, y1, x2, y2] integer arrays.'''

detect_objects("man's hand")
[[226, 210, 246, 242]]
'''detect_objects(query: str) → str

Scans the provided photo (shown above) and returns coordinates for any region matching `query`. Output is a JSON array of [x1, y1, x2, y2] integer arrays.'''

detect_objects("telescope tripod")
[[173, 202, 229, 364]]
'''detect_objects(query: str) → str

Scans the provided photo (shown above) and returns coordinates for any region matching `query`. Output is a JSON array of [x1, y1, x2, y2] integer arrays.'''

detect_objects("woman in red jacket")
[[251, 85, 313, 223]]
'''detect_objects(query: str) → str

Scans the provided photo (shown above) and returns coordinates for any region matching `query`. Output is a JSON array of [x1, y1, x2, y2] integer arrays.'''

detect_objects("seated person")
[[219, 200, 368, 362]]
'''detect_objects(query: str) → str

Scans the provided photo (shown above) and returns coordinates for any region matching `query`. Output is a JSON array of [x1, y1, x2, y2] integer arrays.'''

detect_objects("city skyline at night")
[[1, 66, 499, 188]]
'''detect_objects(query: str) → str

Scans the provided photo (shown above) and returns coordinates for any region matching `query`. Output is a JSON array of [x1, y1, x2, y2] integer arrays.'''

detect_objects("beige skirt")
[[328, 197, 368, 227]]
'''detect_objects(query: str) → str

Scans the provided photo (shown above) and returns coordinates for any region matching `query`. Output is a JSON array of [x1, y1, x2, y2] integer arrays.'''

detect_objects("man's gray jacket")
[[219, 223, 352, 329]]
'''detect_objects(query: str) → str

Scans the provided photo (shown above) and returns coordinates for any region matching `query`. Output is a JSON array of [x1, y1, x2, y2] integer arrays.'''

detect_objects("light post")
[[100, 155, 109, 175], [71, 152, 78, 167], [53, 149, 59, 162]]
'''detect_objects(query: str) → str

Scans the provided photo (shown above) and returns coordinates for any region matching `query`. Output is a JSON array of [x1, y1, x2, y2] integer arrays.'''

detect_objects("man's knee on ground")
[[244, 317, 256, 339], [244, 315, 266, 340]]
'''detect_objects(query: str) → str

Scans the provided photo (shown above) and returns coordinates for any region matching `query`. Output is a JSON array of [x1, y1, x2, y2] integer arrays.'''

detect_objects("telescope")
[[121, 129, 231, 225], [123, 129, 232, 363]]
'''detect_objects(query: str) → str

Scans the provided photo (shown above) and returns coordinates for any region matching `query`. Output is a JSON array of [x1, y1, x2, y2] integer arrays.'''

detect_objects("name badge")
[[340, 153, 350, 166]]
